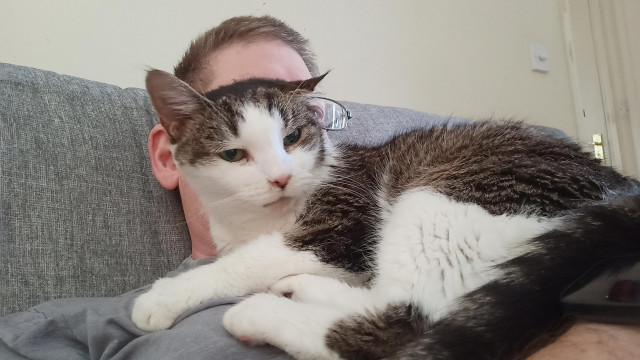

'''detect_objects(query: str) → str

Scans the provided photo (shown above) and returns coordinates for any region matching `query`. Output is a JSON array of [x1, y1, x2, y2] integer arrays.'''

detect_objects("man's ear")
[[148, 124, 179, 190], [146, 69, 210, 143]]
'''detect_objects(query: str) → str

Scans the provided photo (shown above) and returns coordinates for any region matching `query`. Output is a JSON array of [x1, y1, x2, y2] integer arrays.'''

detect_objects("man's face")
[[194, 39, 313, 93]]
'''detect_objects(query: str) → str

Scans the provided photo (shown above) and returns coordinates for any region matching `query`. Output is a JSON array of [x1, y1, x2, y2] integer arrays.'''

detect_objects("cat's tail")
[[389, 194, 640, 360]]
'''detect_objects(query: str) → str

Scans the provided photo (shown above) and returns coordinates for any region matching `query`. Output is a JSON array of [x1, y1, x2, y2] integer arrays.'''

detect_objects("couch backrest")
[[1, 63, 194, 315], [0, 63, 460, 315]]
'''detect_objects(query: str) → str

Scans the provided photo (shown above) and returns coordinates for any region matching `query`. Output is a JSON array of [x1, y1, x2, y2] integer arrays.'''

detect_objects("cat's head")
[[146, 69, 335, 217]]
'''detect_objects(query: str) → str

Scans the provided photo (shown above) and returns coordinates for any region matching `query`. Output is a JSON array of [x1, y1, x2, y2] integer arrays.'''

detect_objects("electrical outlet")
[[530, 43, 549, 73]]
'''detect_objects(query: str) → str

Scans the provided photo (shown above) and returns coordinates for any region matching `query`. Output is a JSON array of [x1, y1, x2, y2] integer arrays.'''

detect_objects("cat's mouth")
[[263, 196, 294, 211]]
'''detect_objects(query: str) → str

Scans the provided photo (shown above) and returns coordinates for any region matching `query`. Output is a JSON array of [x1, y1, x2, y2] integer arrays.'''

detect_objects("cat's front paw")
[[131, 278, 188, 331], [223, 293, 283, 345], [225, 293, 344, 360], [270, 274, 347, 305]]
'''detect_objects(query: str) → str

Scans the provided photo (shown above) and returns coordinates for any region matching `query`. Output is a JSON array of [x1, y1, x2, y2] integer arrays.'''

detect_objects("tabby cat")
[[132, 69, 640, 360]]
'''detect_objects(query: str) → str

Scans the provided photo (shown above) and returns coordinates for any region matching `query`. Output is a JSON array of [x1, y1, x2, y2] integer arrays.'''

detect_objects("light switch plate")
[[530, 43, 549, 73]]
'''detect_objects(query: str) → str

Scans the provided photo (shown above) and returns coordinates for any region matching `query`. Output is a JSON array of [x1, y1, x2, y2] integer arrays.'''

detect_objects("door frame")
[[561, 0, 640, 177]]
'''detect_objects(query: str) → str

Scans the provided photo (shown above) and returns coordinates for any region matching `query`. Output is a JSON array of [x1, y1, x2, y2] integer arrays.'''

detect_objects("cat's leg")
[[224, 293, 346, 360], [224, 274, 415, 360], [224, 291, 422, 360], [325, 303, 426, 360], [131, 232, 331, 331], [269, 274, 374, 313]]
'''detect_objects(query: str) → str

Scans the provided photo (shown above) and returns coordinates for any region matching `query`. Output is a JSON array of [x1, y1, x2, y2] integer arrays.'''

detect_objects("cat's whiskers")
[[295, 162, 370, 195], [202, 193, 247, 210], [215, 241, 233, 255], [175, 192, 247, 226], [280, 81, 307, 115], [312, 171, 374, 200], [325, 174, 373, 198], [179, 187, 286, 225], [311, 180, 371, 203], [206, 101, 232, 124]]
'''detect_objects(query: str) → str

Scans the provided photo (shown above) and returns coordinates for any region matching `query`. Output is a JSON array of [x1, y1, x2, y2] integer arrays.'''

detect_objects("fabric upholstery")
[[0, 63, 191, 316]]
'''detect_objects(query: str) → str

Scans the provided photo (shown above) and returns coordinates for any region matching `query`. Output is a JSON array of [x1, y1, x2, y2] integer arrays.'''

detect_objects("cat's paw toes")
[[270, 273, 313, 301], [131, 278, 185, 331], [224, 293, 285, 346], [270, 274, 343, 304]]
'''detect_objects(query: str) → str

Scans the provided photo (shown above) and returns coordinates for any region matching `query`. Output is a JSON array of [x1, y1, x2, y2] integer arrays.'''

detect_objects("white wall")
[[0, 0, 578, 137]]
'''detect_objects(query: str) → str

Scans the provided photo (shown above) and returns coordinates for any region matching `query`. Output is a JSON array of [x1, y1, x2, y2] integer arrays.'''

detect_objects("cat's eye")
[[283, 129, 302, 146], [219, 148, 246, 162]]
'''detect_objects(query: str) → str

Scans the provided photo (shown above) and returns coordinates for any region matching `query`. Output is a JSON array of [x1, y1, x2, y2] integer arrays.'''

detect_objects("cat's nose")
[[269, 174, 292, 189]]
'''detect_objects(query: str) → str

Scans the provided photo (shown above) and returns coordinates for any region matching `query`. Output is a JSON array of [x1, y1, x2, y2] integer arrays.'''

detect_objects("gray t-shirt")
[[0, 257, 290, 360]]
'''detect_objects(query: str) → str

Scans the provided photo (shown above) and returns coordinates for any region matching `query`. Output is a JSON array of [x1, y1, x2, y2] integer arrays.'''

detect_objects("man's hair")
[[174, 15, 318, 88]]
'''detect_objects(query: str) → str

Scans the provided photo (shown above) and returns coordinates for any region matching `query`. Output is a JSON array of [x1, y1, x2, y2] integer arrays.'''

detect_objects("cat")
[[132, 69, 640, 360]]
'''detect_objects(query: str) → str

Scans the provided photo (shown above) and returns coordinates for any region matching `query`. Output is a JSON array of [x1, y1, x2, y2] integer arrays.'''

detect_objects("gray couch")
[[0, 62, 462, 316]]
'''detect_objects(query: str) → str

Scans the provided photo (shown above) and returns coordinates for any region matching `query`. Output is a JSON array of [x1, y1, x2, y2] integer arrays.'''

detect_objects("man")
[[0, 15, 637, 360]]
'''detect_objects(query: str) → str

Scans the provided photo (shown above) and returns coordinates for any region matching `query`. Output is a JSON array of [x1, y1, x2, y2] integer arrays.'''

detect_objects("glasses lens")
[[310, 98, 348, 130]]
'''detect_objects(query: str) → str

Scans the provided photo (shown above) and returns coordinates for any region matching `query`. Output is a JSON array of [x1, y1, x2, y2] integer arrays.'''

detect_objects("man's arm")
[[528, 322, 640, 360]]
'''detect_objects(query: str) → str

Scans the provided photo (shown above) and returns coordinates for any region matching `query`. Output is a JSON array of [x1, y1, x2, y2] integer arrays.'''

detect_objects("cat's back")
[[350, 120, 633, 217]]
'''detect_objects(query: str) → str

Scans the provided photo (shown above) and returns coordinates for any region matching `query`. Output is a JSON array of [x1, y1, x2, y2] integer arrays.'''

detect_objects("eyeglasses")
[[308, 97, 352, 131]]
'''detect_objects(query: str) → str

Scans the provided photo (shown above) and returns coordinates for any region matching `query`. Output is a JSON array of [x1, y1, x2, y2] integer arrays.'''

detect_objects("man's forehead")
[[198, 40, 311, 93]]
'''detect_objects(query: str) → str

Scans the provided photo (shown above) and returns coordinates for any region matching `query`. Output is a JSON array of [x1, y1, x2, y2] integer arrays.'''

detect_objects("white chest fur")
[[373, 189, 556, 321]]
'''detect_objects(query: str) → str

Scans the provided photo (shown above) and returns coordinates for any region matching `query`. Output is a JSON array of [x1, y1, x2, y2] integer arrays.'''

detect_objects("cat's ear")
[[281, 71, 329, 93], [146, 69, 209, 143]]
